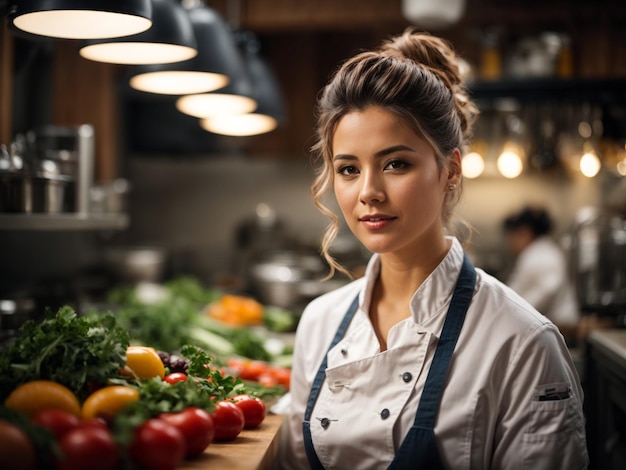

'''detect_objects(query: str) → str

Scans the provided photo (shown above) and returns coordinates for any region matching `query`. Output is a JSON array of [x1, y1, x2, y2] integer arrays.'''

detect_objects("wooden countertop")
[[179, 413, 283, 470]]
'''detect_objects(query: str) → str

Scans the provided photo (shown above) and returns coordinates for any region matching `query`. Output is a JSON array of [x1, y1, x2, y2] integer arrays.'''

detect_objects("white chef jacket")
[[278, 237, 588, 470], [507, 236, 580, 327]]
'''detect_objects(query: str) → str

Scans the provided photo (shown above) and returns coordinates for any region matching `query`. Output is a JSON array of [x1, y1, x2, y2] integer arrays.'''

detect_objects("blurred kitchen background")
[[2, 1, 626, 467], [1, 0, 626, 319]]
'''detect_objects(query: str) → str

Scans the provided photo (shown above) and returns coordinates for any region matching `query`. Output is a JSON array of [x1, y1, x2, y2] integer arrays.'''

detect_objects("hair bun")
[[380, 28, 479, 138]]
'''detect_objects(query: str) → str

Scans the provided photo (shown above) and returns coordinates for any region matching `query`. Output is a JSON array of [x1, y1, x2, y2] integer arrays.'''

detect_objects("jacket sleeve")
[[492, 323, 588, 470]]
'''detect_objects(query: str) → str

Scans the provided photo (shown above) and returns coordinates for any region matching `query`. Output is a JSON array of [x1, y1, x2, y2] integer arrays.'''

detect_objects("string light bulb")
[[462, 151, 485, 179]]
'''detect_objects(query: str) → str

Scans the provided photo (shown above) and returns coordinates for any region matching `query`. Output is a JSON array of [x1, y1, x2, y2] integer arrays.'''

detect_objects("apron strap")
[[412, 253, 476, 429], [388, 253, 476, 470]]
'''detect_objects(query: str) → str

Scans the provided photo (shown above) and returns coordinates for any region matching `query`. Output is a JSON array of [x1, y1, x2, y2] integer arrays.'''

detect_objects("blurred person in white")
[[503, 206, 580, 345]]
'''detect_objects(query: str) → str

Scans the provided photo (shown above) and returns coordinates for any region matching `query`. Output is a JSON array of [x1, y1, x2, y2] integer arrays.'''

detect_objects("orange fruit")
[[121, 346, 165, 379], [4, 380, 81, 417], [81, 385, 140, 421]]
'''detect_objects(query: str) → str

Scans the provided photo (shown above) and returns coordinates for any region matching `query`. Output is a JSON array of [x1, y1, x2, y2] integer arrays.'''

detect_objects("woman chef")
[[279, 29, 588, 469]]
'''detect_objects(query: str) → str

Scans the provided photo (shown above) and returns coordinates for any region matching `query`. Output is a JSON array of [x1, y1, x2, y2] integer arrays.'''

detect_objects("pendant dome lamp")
[[78, 0, 197, 65], [7, 0, 153, 40], [200, 30, 286, 136], [129, 1, 250, 98]]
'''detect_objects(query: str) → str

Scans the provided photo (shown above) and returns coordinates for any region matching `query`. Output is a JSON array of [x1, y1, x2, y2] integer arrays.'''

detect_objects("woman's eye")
[[385, 159, 409, 170], [337, 165, 358, 176]]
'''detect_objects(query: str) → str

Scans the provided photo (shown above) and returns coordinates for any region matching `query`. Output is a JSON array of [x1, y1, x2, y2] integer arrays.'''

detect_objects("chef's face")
[[505, 226, 534, 255], [331, 106, 457, 258]]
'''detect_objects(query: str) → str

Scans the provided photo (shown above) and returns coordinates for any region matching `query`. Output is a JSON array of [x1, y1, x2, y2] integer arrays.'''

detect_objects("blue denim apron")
[[302, 254, 476, 469]]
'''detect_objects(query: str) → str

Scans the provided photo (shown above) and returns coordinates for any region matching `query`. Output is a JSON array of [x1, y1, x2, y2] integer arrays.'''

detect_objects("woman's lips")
[[359, 214, 396, 230]]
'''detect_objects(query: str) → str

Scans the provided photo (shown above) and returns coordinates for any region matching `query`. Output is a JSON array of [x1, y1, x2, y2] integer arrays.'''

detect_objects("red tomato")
[[57, 426, 119, 470], [0, 420, 36, 470], [231, 395, 266, 429], [164, 372, 188, 384], [257, 372, 278, 387], [130, 418, 185, 470], [78, 418, 110, 433], [31, 408, 80, 439], [211, 401, 245, 441], [239, 360, 270, 381], [159, 407, 215, 456], [271, 367, 292, 389]]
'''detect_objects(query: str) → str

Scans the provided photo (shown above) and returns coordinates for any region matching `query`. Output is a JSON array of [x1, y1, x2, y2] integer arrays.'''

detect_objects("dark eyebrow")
[[333, 144, 416, 161]]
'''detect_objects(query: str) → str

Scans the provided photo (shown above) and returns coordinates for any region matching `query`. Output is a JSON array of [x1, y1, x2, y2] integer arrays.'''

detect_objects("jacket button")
[[380, 408, 390, 419], [320, 417, 330, 429], [402, 372, 412, 382]]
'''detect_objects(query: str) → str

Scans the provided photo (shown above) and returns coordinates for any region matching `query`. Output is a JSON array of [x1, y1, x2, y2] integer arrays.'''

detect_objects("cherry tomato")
[[130, 418, 185, 470], [238, 360, 270, 381], [164, 372, 188, 384], [31, 408, 80, 440], [231, 394, 266, 429], [78, 418, 110, 433], [257, 372, 278, 387], [270, 367, 292, 389], [0, 420, 36, 470], [159, 407, 215, 456], [211, 401, 245, 441], [57, 426, 119, 470]]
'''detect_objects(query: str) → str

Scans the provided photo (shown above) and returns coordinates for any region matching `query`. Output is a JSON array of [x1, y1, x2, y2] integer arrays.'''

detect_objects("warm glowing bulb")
[[617, 158, 626, 176], [497, 150, 523, 178], [580, 152, 601, 177], [462, 152, 485, 178], [130, 71, 229, 95], [13, 11, 151, 40], [176, 94, 257, 118], [81, 43, 197, 65], [200, 114, 278, 136]]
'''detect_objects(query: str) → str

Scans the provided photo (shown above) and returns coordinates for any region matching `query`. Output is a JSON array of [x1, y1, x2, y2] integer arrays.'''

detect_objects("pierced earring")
[[448, 183, 457, 191]]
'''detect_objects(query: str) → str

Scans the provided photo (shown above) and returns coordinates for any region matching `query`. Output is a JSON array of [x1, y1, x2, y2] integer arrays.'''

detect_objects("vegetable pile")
[[103, 276, 295, 364], [0, 306, 129, 402], [0, 301, 289, 470]]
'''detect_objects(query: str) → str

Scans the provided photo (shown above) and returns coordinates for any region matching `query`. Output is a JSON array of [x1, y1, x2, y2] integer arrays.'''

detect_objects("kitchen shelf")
[[0, 213, 129, 231]]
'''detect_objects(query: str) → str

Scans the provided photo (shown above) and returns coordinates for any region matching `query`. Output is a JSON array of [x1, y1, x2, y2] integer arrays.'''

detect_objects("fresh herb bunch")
[[0, 306, 130, 401]]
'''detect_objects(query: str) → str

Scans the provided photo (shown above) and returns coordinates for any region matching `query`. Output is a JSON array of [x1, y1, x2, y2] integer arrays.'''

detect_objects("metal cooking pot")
[[104, 247, 168, 284], [248, 251, 346, 309]]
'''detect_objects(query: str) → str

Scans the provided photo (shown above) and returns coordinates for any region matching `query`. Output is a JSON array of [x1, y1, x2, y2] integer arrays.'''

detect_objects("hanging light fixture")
[[79, 0, 197, 65], [200, 30, 286, 136], [7, 0, 153, 40], [129, 0, 247, 96]]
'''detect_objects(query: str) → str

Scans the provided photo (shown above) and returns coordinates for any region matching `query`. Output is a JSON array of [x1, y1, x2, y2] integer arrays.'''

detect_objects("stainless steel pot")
[[248, 251, 346, 309], [0, 172, 73, 213], [104, 247, 168, 284]]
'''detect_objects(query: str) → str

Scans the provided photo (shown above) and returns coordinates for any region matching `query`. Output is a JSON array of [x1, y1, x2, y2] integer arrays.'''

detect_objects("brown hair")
[[311, 28, 479, 277]]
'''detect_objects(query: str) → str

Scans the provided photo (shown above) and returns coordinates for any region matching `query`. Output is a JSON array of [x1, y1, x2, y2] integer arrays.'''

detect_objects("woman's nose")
[[359, 172, 385, 204]]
